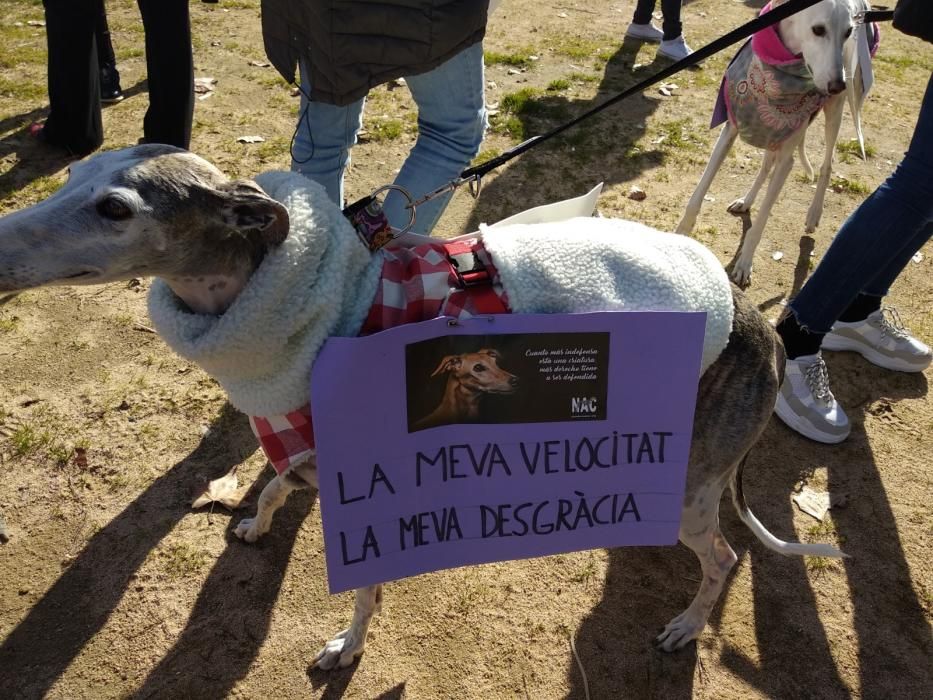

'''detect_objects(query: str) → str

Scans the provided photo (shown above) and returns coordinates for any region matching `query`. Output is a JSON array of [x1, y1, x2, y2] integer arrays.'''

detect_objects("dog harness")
[[711, 2, 878, 151], [248, 239, 510, 474]]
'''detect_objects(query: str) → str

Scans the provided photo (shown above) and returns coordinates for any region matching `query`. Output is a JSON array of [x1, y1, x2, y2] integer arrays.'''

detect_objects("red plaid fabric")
[[360, 238, 508, 333], [250, 239, 509, 475]]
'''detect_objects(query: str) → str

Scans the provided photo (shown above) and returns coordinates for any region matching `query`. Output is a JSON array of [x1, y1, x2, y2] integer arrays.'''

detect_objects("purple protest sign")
[[311, 312, 706, 594]]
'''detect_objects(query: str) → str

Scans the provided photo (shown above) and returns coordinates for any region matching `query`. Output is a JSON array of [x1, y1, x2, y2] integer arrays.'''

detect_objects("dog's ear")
[[430, 355, 462, 377], [216, 180, 290, 246]]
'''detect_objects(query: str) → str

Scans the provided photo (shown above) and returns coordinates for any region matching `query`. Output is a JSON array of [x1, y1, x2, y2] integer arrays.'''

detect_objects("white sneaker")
[[625, 22, 664, 42], [659, 35, 694, 60], [774, 353, 850, 444], [823, 308, 932, 373]]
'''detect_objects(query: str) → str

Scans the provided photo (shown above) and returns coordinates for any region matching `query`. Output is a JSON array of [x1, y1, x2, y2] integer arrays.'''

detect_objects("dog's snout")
[[827, 78, 846, 95]]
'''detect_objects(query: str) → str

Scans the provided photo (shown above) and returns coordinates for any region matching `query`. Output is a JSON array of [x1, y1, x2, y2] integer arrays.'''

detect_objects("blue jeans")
[[788, 73, 933, 334], [291, 42, 487, 235]]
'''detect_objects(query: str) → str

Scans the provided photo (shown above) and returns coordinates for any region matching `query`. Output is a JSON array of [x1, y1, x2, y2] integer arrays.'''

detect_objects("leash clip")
[[853, 10, 867, 24], [343, 184, 414, 252]]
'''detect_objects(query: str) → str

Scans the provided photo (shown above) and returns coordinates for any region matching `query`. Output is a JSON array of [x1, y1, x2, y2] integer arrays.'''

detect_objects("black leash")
[[344, 0, 895, 244]]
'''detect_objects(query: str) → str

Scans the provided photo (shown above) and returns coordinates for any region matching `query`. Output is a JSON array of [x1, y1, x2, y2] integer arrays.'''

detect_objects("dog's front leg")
[[234, 458, 317, 542], [805, 94, 845, 233], [314, 584, 383, 670], [676, 124, 737, 235], [732, 133, 803, 285], [728, 149, 776, 214]]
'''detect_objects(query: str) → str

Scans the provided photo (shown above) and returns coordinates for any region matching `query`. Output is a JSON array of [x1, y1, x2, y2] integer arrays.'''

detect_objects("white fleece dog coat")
[[148, 172, 733, 474]]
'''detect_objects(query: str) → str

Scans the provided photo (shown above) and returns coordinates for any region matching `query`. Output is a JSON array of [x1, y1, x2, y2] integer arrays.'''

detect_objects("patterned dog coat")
[[711, 2, 878, 151]]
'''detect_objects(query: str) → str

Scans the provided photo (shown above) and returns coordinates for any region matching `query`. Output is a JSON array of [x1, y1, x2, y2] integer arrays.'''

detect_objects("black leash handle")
[[461, 0, 874, 181]]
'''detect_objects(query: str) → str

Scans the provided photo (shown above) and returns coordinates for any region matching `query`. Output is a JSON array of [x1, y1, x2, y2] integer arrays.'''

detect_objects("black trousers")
[[41, 0, 193, 154]]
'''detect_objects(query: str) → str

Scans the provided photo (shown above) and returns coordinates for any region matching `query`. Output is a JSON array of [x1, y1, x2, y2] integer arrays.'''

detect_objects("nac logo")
[[571, 397, 598, 415]]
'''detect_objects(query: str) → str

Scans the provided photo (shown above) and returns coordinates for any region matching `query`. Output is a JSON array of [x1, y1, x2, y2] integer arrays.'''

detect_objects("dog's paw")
[[233, 517, 266, 543], [655, 611, 703, 652], [726, 198, 751, 214], [730, 258, 753, 286], [805, 208, 821, 233], [313, 629, 365, 670]]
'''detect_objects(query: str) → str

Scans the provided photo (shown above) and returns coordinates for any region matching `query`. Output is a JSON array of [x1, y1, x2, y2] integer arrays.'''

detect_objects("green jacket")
[[260, 0, 490, 106]]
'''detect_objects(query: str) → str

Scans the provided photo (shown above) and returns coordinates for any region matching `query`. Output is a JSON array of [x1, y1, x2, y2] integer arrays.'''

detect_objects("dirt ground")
[[1, 1, 931, 698]]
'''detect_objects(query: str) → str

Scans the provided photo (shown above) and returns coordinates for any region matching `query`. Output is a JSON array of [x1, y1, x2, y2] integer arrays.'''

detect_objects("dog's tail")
[[845, 21, 869, 159], [730, 453, 846, 558]]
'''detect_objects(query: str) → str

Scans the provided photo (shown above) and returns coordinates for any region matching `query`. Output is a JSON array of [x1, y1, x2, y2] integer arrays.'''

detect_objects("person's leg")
[[95, 2, 123, 103], [632, 0, 657, 25], [658, 0, 692, 58], [290, 66, 366, 209], [40, 0, 102, 155], [95, 1, 116, 68], [137, 0, 193, 148], [782, 73, 933, 346], [659, 0, 683, 41], [775, 73, 933, 441], [382, 42, 487, 235]]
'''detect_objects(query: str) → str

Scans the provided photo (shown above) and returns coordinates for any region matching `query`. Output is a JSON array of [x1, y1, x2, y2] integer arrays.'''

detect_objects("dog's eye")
[[473, 364, 487, 372], [812, 25, 826, 37], [97, 196, 133, 221]]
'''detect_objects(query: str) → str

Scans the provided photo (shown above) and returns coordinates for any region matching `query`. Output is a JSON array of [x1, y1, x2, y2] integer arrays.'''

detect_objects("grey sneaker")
[[659, 35, 693, 60], [823, 308, 931, 372], [625, 22, 664, 42], [774, 353, 850, 443]]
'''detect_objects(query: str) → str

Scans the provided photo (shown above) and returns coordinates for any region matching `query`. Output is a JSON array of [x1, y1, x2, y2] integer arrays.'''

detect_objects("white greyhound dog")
[[677, 0, 873, 285], [0, 145, 843, 669]]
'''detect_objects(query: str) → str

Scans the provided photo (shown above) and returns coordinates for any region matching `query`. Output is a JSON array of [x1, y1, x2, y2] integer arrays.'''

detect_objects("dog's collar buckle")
[[444, 240, 490, 288]]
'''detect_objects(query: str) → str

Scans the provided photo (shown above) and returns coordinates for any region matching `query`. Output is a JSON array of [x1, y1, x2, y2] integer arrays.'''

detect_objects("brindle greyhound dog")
[[0, 145, 842, 669]]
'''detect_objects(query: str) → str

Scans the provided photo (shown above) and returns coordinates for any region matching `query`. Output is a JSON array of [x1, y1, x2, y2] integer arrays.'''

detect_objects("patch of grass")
[[253, 136, 290, 161], [19, 175, 66, 206], [258, 74, 292, 90], [492, 114, 525, 140], [806, 519, 840, 541], [484, 47, 537, 69], [0, 75, 46, 100], [472, 148, 501, 166], [110, 312, 135, 327], [571, 557, 599, 585], [805, 556, 836, 575], [550, 36, 605, 61], [48, 442, 73, 466], [500, 87, 543, 114], [162, 542, 210, 579], [835, 138, 876, 163], [875, 53, 933, 74], [546, 78, 571, 92], [0, 315, 20, 333], [489, 87, 549, 140], [11, 425, 52, 456], [653, 118, 701, 154], [366, 119, 405, 142], [116, 46, 145, 61], [831, 175, 870, 196], [567, 72, 599, 84]]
